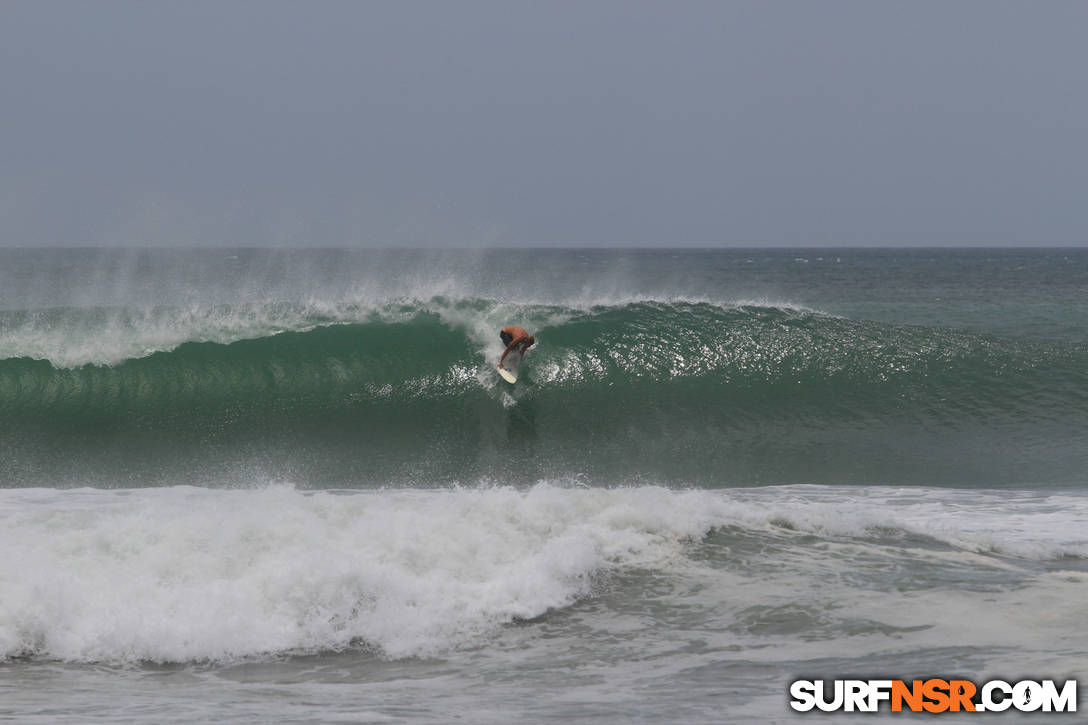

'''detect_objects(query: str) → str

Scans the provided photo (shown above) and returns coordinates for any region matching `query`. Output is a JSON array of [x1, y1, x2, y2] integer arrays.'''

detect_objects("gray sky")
[[2, 0, 1087, 247]]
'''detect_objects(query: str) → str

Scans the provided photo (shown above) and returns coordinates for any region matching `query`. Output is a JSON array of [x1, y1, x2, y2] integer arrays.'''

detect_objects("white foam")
[[2, 483, 1085, 664], [0, 303, 346, 368], [0, 484, 726, 663], [725, 485, 1088, 560]]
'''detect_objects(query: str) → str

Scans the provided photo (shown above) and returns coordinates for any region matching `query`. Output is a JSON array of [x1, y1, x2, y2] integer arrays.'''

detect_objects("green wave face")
[[2, 300, 1086, 488]]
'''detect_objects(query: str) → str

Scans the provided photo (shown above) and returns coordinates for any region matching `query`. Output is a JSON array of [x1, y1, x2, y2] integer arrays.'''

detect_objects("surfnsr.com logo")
[[789, 679, 1077, 713]]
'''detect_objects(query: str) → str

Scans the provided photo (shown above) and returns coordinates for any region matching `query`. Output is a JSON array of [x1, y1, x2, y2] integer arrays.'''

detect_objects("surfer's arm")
[[499, 343, 516, 367]]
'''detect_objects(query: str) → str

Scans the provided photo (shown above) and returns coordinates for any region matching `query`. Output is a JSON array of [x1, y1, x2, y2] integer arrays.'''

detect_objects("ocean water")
[[1, 247, 1086, 723]]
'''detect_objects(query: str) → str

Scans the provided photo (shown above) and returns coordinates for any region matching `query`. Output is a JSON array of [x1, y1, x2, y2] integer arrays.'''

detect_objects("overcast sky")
[[2, 0, 1087, 247]]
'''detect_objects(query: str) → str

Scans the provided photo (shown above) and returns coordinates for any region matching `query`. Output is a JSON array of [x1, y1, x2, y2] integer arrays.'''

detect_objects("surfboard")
[[498, 351, 522, 383]]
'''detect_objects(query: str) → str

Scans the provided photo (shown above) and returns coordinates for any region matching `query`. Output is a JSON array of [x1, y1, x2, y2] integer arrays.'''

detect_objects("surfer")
[[498, 325, 535, 370]]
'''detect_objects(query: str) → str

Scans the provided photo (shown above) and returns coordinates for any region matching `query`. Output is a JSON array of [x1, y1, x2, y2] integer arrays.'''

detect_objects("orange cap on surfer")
[[498, 325, 536, 369]]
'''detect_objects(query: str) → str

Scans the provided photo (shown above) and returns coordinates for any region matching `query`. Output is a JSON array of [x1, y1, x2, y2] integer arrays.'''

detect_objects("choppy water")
[[1, 248, 1085, 723]]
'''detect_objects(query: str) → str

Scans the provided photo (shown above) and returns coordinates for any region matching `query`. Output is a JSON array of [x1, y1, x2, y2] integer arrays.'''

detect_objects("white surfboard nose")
[[498, 350, 522, 383]]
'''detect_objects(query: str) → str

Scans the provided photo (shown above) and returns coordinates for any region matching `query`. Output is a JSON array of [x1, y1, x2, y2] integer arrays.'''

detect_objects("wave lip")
[[0, 296, 826, 369]]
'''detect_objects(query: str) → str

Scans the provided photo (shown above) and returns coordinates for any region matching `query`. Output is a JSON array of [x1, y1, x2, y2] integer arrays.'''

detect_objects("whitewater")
[[2, 248, 1086, 723]]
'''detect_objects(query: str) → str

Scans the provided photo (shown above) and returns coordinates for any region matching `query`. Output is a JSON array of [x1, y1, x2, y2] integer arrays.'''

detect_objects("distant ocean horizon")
[[2, 247, 1085, 723]]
